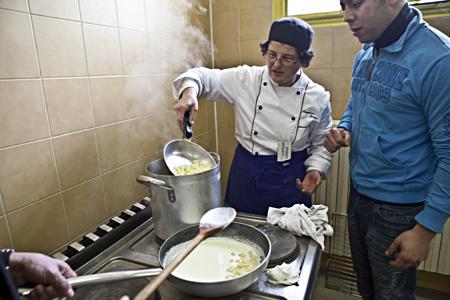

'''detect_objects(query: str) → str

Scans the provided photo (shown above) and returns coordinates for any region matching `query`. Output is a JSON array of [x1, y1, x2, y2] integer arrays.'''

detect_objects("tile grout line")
[[77, 0, 111, 221], [114, 0, 127, 78], [0, 0, 37, 250], [29, 0, 73, 244], [123, 0, 140, 202], [209, 0, 219, 154], [0, 72, 179, 81], [0, 191, 14, 248], [0, 111, 168, 152]]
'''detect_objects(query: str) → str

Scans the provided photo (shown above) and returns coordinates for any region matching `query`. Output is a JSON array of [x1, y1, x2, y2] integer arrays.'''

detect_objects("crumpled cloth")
[[267, 204, 334, 250], [266, 262, 299, 285]]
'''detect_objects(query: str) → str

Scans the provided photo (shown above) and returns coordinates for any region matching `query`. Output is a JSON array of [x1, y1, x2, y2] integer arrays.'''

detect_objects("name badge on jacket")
[[277, 141, 291, 162]]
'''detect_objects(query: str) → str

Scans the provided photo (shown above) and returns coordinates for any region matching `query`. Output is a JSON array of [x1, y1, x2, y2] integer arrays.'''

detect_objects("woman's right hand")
[[174, 87, 199, 131]]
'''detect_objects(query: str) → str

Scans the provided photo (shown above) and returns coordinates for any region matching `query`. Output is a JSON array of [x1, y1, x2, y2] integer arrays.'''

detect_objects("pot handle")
[[136, 175, 176, 203], [18, 268, 163, 297]]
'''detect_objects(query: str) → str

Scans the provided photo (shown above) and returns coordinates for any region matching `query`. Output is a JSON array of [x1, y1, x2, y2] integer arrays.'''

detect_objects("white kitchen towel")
[[266, 262, 300, 285], [267, 204, 333, 250]]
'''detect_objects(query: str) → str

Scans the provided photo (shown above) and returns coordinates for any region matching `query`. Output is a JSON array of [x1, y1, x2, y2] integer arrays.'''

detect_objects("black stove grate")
[[52, 198, 152, 270]]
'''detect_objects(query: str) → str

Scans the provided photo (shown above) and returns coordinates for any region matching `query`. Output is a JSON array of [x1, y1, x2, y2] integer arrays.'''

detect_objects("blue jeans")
[[347, 185, 424, 300]]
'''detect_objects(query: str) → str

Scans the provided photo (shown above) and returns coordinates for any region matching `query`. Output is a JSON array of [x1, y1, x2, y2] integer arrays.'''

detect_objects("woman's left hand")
[[296, 170, 321, 195]]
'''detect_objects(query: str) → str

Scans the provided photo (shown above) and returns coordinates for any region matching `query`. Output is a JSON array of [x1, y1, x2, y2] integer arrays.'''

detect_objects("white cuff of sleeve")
[[306, 167, 326, 179], [178, 79, 199, 99]]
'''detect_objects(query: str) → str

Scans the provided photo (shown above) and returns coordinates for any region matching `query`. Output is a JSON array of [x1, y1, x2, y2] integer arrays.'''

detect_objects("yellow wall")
[[0, 0, 213, 254]]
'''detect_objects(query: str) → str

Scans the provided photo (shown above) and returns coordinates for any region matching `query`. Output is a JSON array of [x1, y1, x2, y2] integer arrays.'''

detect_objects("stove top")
[[70, 208, 321, 300]]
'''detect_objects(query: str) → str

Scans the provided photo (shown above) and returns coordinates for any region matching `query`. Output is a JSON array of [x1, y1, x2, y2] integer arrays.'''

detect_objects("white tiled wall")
[[0, 0, 212, 254]]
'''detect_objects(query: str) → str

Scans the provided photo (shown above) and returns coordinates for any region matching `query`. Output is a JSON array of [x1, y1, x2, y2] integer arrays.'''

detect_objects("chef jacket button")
[[263, 82, 267, 86], [254, 131, 258, 136], [296, 91, 300, 95], [258, 105, 263, 110], [291, 116, 296, 121]]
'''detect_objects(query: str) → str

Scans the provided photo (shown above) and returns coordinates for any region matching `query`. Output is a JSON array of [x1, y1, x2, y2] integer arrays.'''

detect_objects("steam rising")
[[125, 0, 212, 148], [148, 0, 211, 71], [127, 0, 211, 75]]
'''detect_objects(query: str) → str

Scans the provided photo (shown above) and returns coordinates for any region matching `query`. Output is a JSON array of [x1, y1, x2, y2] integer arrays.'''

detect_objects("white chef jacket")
[[173, 65, 332, 176]]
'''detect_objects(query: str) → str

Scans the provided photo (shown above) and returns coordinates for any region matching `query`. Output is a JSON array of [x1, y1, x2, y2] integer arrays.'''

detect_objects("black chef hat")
[[264, 17, 314, 53]]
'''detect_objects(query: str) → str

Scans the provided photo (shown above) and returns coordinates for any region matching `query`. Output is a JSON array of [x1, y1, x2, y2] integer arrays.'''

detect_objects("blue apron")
[[224, 144, 311, 216]]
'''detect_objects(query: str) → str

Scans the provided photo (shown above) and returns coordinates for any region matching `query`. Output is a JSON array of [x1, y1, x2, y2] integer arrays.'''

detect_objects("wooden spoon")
[[134, 207, 236, 300]]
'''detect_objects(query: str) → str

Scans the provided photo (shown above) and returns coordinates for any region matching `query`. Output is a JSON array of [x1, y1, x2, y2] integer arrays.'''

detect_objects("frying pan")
[[158, 221, 271, 297], [19, 222, 271, 298]]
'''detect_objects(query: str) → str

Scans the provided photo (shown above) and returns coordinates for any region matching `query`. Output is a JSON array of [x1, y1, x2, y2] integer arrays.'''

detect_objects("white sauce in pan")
[[163, 237, 264, 282]]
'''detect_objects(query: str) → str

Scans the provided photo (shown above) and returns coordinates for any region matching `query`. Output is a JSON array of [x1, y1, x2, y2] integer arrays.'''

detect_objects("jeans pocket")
[[376, 204, 423, 226]]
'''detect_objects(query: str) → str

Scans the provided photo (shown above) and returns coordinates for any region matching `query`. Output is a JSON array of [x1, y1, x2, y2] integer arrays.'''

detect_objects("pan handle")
[[18, 268, 163, 297], [136, 175, 176, 203]]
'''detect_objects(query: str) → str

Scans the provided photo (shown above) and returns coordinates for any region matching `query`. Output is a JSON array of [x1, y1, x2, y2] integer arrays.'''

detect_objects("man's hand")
[[385, 224, 436, 270], [324, 128, 351, 153], [296, 170, 322, 195], [10, 252, 76, 300], [174, 87, 199, 131]]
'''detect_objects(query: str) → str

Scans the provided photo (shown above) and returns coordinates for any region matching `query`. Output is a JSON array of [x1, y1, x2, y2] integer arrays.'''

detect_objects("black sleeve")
[[0, 249, 13, 268], [0, 255, 20, 300]]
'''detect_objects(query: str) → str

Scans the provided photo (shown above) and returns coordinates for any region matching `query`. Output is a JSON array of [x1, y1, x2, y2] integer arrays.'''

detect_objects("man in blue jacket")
[[325, 0, 450, 299]]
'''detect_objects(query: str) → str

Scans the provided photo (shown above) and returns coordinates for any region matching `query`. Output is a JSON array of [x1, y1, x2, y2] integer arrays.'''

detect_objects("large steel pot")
[[137, 152, 221, 240]]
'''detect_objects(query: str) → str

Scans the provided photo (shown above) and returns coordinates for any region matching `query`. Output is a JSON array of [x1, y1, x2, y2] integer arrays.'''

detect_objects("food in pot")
[[173, 160, 214, 175], [164, 237, 264, 282], [225, 250, 260, 279]]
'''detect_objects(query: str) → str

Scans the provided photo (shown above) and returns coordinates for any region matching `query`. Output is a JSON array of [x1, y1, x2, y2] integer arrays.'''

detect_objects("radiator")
[[313, 146, 450, 275]]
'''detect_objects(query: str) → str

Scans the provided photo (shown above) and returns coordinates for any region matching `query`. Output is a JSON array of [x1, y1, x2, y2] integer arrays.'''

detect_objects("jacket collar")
[[363, 6, 426, 53]]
